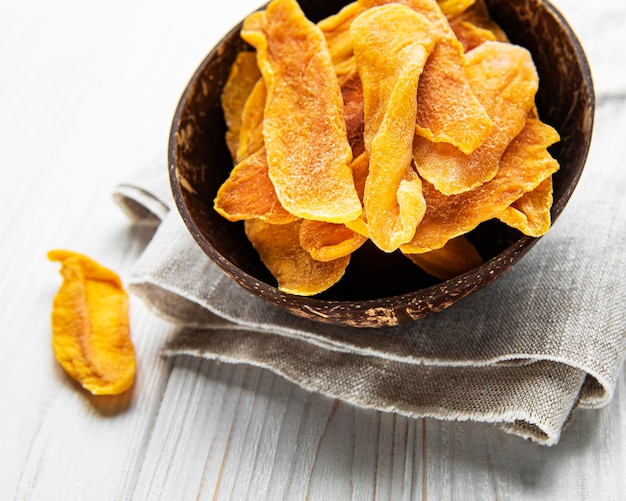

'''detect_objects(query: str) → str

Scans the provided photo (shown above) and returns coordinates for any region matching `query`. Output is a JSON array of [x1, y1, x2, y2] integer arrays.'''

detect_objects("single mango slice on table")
[[47, 250, 135, 395]]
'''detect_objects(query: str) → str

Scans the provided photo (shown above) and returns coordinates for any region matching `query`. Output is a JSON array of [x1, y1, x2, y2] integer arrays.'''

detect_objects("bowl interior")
[[169, 0, 594, 327]]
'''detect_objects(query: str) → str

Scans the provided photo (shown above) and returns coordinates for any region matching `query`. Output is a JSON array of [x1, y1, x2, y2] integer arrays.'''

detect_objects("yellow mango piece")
[[241, 0, 361, 223], [221, 51, 262, 161], [214, 147, 297, 224], [402, 118, 560, 253], [224, 2, 365, 163], [404, 235, 483, 279], [235, 78, 266, 163], [351, 3, 439, 252], [299, 219, 367, 262], [359, 0, 493, 155], [437, 0, 475, 20], [449, 0, 508, 49], [413, 41, 539, 195], [343, 151, 370, 237], [498, 177, 553, 237], [451, 20, 498, 52], [245, 219, 350, 295], [318, 2, 363, 78], [216, 69, 366, 225], [415, 39, 493, 154], [47, 250, 135, 396]]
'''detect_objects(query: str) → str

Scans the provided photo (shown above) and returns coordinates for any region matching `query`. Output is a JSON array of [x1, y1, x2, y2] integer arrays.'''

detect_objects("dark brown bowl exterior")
[[169, 0, 594, 328]]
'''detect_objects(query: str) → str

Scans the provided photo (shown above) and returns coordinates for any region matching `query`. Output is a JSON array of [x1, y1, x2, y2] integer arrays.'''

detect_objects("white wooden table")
[[1, 0, 624, 499]]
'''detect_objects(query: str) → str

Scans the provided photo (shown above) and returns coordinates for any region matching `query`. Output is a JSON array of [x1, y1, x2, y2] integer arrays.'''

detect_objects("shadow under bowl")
[[168, 0, 594, 328]]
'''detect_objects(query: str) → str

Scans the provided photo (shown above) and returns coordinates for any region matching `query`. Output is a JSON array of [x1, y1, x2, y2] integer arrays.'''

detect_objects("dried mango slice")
[[214, 147, 297, 224], [359, 0, 493, 155], [415, 39, 492, 154], [235, 79, 266, 163], [231, 5, 363, 166], [448, 0, 508, 53], [437, 0, 475, 20], [498, 177, 553, 237], [318, 2, 364, 81], [413, 41, 539, 195], [402, 118, 560, 253], [449, 0, 508, 48], [299, 219, 367, 261], [241, 0, 361, 223], [344, 151, 370, 237], [299, 152, 368, 261], [244, 219, 350, 295], [404, 235, 483, 279], [351, 3, 439, 252], [221, 51, 262, 161], [450, 20, 498, 52], [47, 250, 135, 395], [216, 69, 365, 225]]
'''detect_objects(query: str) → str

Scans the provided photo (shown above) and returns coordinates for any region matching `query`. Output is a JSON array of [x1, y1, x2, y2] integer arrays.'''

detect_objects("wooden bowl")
[[168, 0, 594, 327]]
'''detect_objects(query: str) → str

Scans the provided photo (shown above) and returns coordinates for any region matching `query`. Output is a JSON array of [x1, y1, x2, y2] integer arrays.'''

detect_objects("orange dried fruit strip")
[[241, 0, 361, 223], [450, 20, 498, 52], [233, 5, 362, 165], [235, 78, 266, 163], [351, 3, 439, 252], [214, 147, 297, 224], [413, 40, 539, 195], [215, 71, 366, 225], [221, 51, 262, 161], [318, 2, 364, 82], [498, 177, 554, 237], [449, 0, 509, 53], [47, 250, 135, 395], [359, 0, 493, 155], [245, 219, 350, 295], [298, 153, 368, 262], [344, 151, 370, 237], [415, 38, 492, 154], [299, 219, 367, 262], [402, 118, 560, 253], [437, 0, 475, 20], [404, 235, 483, 279]]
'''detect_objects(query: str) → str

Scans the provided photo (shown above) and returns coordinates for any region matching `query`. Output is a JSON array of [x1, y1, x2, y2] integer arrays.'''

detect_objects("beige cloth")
[[114, 153, 625, 446]]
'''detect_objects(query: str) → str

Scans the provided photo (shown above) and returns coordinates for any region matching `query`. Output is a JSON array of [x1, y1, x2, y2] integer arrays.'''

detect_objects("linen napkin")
[[114, 150, 625, 446]]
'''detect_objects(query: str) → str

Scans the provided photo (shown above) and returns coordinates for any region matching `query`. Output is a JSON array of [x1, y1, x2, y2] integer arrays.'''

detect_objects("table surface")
[[2, 0, 625, 499]]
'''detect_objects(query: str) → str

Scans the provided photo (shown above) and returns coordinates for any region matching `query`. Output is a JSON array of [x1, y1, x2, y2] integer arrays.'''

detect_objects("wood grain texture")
[[0, 0, 624, 499]]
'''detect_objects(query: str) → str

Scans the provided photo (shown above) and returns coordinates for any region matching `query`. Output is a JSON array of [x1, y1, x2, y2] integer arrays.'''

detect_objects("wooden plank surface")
[[1, 0, 624, 499]]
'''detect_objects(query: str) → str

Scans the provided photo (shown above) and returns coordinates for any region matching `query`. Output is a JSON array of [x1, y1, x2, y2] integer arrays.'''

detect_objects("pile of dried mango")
[[214, 0, 560, 296]]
